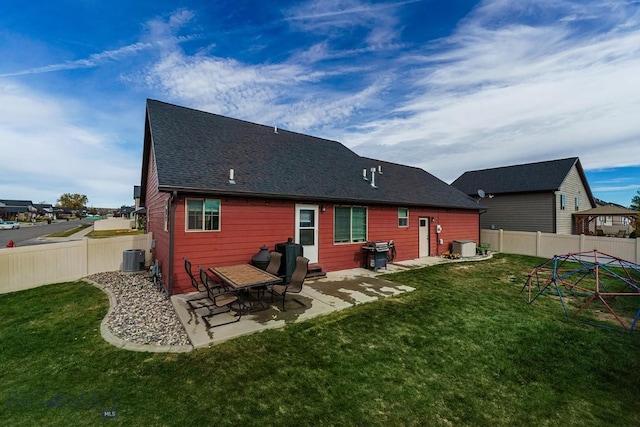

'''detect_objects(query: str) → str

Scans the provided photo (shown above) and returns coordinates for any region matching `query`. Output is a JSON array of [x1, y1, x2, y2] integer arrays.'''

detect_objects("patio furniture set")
[[184, 254, 310, 329]]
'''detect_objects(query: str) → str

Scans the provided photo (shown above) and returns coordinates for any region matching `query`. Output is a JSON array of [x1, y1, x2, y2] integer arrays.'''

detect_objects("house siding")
[[167, 197, 479, 294], [479, 193, 554, 233], [557, 165, 594, 234], [172, 197, 296, 294], [144, 146, 171, 289]]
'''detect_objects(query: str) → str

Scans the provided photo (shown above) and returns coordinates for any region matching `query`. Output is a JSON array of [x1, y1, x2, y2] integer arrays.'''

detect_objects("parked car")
[[0, 220, 20, 230]]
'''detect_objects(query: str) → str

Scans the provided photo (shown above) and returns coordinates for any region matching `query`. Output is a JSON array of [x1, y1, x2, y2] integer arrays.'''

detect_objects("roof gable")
[[452, 158, 582, 195], [142, 99, 479, 210], [0, 200, 35, 207]]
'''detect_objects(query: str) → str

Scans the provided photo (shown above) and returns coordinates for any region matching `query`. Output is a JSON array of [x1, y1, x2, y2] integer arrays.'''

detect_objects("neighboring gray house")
[[0, 199, 37, 221], [451, 157, 596, 234]]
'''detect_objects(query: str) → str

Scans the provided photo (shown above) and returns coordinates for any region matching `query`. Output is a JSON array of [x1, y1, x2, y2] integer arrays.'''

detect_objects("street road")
[[0, 219, 93, 248]]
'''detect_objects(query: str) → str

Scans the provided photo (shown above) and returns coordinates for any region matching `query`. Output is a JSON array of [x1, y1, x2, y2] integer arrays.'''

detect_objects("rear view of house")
[[140, 99, 481, 294], [451, 157, 596, 234]]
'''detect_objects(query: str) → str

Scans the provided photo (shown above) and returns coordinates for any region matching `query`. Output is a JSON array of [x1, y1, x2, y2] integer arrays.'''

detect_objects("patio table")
[[209, 264, 282, 312]]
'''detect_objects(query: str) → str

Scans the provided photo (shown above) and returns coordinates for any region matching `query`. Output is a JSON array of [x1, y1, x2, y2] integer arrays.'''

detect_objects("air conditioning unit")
[[123, 249, 145, 272]]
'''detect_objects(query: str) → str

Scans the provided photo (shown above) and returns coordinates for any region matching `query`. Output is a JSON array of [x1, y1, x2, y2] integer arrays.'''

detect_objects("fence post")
[[83, 237, 89, 278], [536, 231, 541, 257], [636, 237, 640, 265], [498, 229, 504, 252], [579, 234, 585, 253]]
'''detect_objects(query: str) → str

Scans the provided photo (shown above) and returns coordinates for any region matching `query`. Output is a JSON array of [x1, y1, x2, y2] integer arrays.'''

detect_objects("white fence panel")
[[503, 231, 537, 256], [538, 233, 579, 258], [93, 218, 135, 231], [481, 229, 639, 263], [582, 235, 637, 261], [0, 233, 152, 294]]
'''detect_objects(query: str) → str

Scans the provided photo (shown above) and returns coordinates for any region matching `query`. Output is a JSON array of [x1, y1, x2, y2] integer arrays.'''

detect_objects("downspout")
[[167, 191, 178, 295], [553, 192, 557, 233], [479, 209, 487, 244]]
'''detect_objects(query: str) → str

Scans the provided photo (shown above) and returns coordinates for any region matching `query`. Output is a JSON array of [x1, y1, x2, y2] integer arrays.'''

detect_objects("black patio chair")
[[270, 256, 309, 311], [199, 267, 243, 328], [183, 258, 216, 310]]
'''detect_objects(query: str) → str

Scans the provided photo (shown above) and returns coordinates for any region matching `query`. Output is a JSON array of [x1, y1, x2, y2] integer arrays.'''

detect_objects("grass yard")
[[1, 254, 638, 426], [85, 229, 144, 238], [46, 223, 92, 238]]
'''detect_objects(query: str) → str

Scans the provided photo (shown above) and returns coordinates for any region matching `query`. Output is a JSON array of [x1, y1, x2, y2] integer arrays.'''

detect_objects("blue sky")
[[1, 0, 639, 208]]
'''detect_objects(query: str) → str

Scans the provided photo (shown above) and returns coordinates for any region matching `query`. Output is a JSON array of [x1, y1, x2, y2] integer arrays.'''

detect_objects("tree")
[[631, 189, 640, 211], [57, 193, 88, 210]]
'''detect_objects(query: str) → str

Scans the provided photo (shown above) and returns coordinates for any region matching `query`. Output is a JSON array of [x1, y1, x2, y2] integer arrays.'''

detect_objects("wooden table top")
[[209, 264, 281, 289]]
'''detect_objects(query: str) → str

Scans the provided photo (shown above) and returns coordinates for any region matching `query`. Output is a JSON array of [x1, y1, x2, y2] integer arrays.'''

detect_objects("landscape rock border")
[[85, 273, 193, 353]]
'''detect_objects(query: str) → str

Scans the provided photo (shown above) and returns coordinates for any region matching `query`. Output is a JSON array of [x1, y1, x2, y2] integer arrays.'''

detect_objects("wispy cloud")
[[0, 35, 206, 78], [0, 82, 139, 206], [0, 42, 153, 77], [141, 7, 392, 131], [284, 0, 420, 24], [342, 0, 640, 182], [0, 8, 200, 78], [283, 0, 414, 50]]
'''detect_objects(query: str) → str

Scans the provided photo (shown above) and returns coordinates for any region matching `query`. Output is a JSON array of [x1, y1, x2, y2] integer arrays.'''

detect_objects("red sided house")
[[140, 99, 482, 295]]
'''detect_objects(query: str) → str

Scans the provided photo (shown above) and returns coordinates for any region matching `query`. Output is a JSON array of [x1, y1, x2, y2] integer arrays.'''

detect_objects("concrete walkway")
[[172, 256, 450, 349]]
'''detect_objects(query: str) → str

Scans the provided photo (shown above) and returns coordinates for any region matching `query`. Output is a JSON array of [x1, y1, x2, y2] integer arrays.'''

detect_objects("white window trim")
[[398, 208, 409, 228], [185, 198, 221, 232], [333, 205, 368, 244], [163, 200, 169, 232]]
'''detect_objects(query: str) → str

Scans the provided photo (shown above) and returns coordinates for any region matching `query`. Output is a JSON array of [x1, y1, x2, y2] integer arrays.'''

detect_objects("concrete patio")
[[171, 256, 447, 348]]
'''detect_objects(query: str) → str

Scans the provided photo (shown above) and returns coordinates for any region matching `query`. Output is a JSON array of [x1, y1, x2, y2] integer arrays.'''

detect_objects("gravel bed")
[[87, 271, 191, 347]]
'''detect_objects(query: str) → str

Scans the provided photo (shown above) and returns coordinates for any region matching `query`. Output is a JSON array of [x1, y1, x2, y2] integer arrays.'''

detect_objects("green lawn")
[[1, 254, 638, 426], [46, 223, 92, 237], [85, 229, 144, 238]]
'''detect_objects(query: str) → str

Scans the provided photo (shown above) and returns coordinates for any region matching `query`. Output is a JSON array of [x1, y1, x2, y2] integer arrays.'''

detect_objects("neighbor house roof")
[[573, 205, 638, 216], [451, 157, 596, 204], [141, 99, 480, 210], [0, 200, 36, 213]]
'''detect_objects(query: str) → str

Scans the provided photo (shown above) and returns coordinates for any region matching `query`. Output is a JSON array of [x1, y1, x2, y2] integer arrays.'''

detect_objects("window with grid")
[[334, 206, 367, 243], [398, 208, 408, 227], [186, 199, 220, 231]]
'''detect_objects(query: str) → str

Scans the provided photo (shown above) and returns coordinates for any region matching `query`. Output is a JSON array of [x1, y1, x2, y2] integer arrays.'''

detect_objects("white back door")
[[295, 204, 319, 263], [419, 217, 430, 257]]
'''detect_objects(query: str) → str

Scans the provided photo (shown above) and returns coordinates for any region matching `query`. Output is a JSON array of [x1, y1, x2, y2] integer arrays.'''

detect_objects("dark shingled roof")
[[451, 157, 593, 198], [141, 99, 479, 210]]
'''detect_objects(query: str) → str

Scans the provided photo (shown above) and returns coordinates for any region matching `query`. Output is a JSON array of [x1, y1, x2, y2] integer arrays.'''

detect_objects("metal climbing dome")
[[523, 250, 640, 332]]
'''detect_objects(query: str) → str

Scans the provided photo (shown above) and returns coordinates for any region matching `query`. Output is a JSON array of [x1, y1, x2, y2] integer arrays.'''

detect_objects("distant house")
[[33, 203, 55, 219], [140, 99, 482, 294], [451, 157, 596, 234], [0, 200, 37, 221], [115, 206, 135, 218]]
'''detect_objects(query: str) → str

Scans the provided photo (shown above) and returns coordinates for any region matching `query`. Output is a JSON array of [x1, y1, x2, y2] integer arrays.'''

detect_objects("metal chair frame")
[[199, 267, 244, 328], [184, 258, 216, 310], [270, 256, 309, 311]]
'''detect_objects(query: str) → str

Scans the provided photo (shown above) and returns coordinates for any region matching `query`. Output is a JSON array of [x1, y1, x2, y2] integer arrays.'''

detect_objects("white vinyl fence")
[[480, 229, 640, 264], [0, 233, 153, 294], [93, 217, 135, 231]]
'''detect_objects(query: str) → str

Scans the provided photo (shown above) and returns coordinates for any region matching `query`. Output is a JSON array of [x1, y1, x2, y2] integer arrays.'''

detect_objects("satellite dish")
[[477, 189, 486, 198]]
